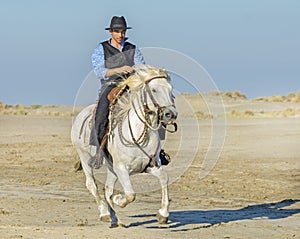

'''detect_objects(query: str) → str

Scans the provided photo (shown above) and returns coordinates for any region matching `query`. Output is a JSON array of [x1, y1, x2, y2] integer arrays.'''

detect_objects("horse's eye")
[[152, 89, 157, 93]]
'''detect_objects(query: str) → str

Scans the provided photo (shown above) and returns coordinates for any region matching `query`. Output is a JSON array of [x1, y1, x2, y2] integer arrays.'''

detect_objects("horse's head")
[[145, 76, 178, 124], [118, 65, 178, 126]]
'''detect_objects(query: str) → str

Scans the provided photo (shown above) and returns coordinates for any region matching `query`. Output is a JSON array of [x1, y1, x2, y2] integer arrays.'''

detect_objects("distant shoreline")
[[1, 90, 300, 118], [1, 90, 300, 107]]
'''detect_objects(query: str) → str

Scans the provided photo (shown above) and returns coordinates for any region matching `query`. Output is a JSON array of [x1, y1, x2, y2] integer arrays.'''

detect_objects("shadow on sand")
[[128, 199, 300, 230]]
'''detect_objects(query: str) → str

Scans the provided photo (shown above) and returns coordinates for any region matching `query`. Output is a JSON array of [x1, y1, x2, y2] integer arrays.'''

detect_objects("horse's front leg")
[[112, 164, 136, 208], [147, 166, 169, 224]]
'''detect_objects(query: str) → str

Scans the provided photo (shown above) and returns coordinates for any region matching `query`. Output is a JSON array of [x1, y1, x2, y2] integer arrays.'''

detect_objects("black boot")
[[88, 149, 103, 169], [88, 125, 108, 169]]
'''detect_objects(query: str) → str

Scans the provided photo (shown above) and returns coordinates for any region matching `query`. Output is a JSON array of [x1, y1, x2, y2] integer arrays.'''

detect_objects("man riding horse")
[[90, 16, 170, 168]]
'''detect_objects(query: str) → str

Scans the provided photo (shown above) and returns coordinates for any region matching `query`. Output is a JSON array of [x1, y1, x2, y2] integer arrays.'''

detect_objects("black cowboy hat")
[[105, 16, 132, 30]]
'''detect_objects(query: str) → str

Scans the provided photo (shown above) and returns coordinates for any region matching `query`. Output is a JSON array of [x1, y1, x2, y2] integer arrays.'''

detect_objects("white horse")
[[71, 65, 178, 227]]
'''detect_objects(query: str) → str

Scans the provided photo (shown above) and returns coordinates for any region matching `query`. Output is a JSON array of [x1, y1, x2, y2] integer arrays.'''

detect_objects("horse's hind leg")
[[79, 150, 111, 222]]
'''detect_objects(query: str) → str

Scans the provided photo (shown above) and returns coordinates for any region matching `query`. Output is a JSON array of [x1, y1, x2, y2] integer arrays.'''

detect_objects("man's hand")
[[119, 65, 134, 74], [106, 65, 134, 77]]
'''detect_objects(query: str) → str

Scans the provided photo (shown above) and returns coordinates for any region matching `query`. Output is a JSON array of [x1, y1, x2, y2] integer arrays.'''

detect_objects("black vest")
[[101, 40, 136, 82]]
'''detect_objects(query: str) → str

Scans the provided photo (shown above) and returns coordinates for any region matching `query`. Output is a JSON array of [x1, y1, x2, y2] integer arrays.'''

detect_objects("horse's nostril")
[[165, 112, 171, 118], [163, 107, 177, 121]]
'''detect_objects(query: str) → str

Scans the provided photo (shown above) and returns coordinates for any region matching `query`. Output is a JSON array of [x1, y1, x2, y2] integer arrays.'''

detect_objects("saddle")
[[107, 85, 129, 102], [107, 86, 122, 102]]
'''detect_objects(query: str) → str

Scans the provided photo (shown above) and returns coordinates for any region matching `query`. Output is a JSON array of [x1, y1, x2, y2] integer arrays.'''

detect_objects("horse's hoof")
[[109, 223, 118, 228], [109, 222, 125, 228], [157, 212, 168, 224], [100, 215, 111, 222]]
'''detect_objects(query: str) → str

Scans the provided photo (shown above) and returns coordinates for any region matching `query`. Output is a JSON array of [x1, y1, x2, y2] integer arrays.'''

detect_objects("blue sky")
[[0, 0, 299, 105]]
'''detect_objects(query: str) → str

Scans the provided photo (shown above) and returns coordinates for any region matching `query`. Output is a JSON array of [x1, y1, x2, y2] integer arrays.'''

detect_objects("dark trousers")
[[93, 83, 116, 146]]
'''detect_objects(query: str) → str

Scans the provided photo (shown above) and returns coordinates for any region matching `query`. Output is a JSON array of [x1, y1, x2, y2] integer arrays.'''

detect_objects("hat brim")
[[105, 27, 132, 30]]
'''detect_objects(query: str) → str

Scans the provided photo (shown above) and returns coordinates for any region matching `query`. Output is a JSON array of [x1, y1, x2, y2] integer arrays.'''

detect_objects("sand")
[[0, 95, 300, 239]]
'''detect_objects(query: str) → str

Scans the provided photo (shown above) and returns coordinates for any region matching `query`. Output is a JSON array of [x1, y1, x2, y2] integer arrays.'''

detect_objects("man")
[[90, 16, 145, 168], [90, 16, 170, 169]]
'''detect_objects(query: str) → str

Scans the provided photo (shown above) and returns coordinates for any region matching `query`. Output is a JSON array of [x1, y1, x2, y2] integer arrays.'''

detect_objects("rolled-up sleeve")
[[91, 44, 108, 79]]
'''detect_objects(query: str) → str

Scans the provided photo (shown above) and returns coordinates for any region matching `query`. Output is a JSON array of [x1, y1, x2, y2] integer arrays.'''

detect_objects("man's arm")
[[134, 46, 146, 65], [91, 44, 108, 79], [105, 65, 134, 77]]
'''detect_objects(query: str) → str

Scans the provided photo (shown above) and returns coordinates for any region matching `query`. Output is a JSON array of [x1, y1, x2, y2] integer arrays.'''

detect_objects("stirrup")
[[159, 149, 171, 166]]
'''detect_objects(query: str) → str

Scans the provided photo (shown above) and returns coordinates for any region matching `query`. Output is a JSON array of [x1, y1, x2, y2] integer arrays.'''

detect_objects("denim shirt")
[[91, 38, 145, 81]]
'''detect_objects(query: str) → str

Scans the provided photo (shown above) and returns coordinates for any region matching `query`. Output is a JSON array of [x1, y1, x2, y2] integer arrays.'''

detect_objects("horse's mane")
[[114, 65, 170, 119], [118, 64, 170, 90]]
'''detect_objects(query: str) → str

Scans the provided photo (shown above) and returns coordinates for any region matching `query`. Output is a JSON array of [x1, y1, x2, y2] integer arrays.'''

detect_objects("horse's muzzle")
[[162, 106, 178, 124]]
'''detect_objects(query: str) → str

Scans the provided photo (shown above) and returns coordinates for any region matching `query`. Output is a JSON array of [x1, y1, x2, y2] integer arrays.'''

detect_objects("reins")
[[113, 75, 176, 168], [127, 111, 160, 167]]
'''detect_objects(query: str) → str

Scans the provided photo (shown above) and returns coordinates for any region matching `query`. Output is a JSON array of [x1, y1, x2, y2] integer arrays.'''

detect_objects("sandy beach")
[[0, 94, 300, 239]]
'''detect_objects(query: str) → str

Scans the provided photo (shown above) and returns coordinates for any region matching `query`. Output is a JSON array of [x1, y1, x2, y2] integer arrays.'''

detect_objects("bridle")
[[117, 75, 177, 167], [124, 76, 177, 134]]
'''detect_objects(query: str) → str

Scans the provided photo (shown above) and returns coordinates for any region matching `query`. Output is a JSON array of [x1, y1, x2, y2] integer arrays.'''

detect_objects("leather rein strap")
[[128, 75, 167, 168]]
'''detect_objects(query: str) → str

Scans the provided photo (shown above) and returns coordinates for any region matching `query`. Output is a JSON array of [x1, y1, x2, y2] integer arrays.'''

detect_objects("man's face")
[[110, 29, 126, 45]]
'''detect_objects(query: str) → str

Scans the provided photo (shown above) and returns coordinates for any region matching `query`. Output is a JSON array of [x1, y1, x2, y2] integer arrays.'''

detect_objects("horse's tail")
[[71, 104, 97, 171], [72, 147, 82, 172]]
